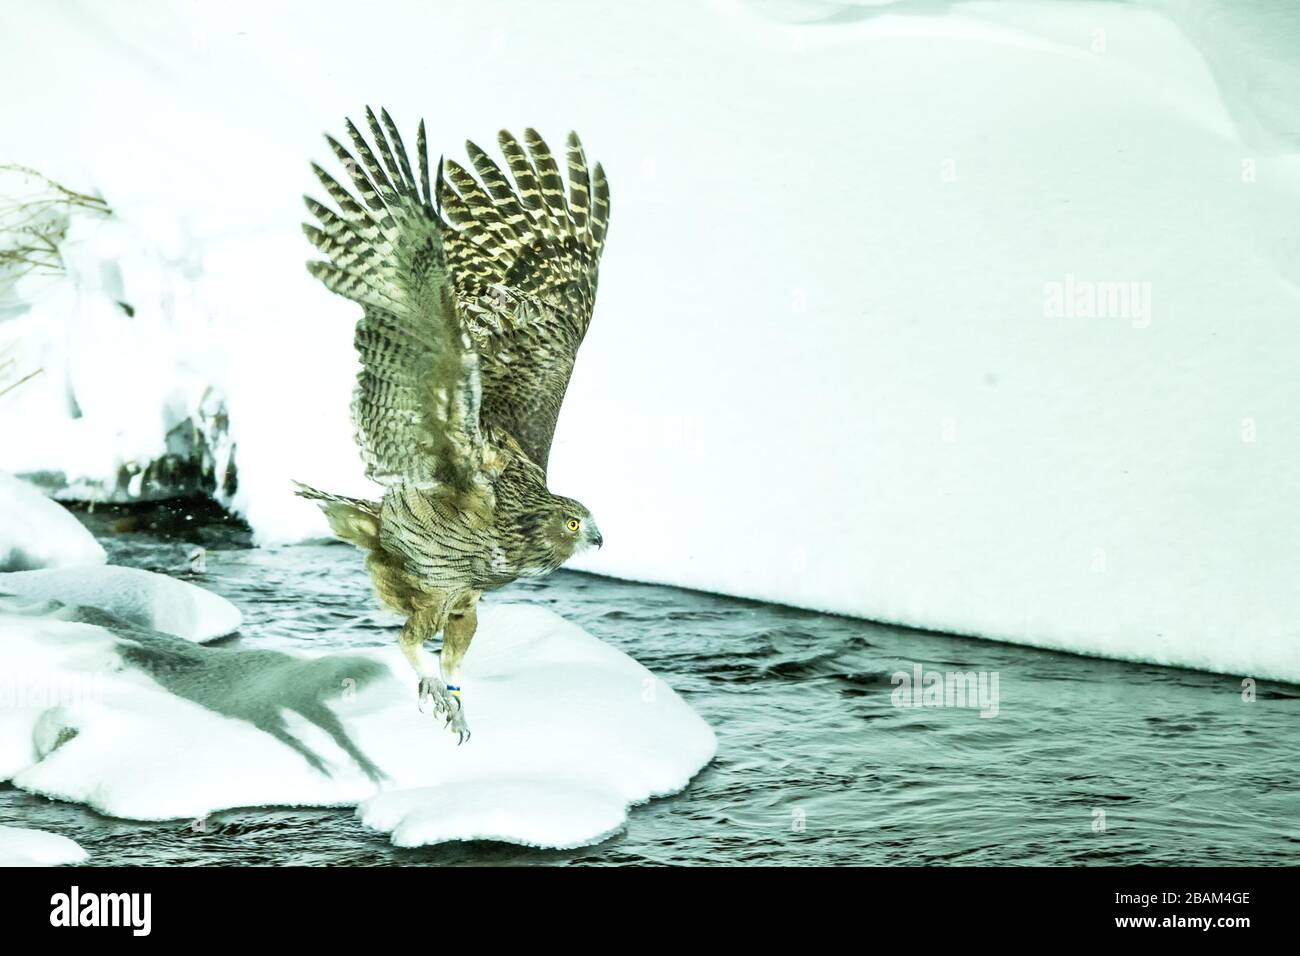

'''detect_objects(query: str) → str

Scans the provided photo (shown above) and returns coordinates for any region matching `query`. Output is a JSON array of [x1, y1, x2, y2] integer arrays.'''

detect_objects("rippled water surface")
[[4, 503, 1299, 865]]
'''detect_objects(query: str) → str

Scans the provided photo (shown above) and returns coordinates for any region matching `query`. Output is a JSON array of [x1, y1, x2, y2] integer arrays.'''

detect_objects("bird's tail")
[[293, 481, 381, 551]]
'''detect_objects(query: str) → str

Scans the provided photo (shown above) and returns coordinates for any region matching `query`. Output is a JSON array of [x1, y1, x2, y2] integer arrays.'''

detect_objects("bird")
[[294, 107, 610, 742]]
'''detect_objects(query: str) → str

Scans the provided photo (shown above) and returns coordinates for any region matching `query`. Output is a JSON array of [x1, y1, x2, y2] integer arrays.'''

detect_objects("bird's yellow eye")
[[566, 518, 581, 533]]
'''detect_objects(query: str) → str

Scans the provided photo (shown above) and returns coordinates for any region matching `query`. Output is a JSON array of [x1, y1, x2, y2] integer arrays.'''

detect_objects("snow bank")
[[0, 472, 105, 571], [0, 826, 88, 867], [0, 566, 241, 643], [0, 192, 234, 505], [0, 600, 715, 849], [2, 1, 1300, 681]]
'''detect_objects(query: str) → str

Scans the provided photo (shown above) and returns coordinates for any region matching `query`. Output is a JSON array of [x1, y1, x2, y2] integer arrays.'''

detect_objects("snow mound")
[[0, 472, 106, 571], [0, 197, 235, 506], [0, 566, 241, 643], [0, 601, 715, 849], [0, 826, 88, 867]]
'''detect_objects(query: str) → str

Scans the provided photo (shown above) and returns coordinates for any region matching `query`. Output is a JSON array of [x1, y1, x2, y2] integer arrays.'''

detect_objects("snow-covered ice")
[[2, 1, 1300, 681], [0, 600, 715, 848], [0, 566, 241, 643], [0, 472, 106, 571], [0, 825, 88, 866]]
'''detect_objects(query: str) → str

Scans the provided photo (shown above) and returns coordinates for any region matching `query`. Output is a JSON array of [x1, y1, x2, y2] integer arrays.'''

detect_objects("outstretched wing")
[[304, 108, 486, 492], [439, 128, 610, 472]]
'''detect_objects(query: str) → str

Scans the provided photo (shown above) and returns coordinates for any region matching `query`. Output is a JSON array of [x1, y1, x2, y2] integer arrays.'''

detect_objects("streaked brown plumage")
[[294, 108, 609, 740]]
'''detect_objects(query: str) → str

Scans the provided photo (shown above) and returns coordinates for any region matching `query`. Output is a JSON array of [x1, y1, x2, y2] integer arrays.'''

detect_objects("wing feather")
[[439, 128, 610, 471], [305, 110, 485, 492], [305, 112, 611, 482]]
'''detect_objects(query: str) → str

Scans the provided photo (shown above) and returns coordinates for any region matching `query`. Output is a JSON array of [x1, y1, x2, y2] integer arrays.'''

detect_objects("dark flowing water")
[[3, 502, 1298, 866]]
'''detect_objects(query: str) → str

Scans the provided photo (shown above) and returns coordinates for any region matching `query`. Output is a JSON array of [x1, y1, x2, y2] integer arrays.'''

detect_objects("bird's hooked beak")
[[594, 531, 604, 550]]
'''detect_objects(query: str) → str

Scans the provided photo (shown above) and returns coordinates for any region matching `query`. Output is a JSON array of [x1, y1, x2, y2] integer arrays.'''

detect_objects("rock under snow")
[[0, 472, 106, 572], [0, 566, 241, 643], [0, 825, 88, 867], [0, 600, 715, 849]]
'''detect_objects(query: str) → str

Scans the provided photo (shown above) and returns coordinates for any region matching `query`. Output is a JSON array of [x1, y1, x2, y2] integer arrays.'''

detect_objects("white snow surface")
[[0, 600, 716, 848], [0, 566, 241, 643], [2, 2, 1300, 680], [0, 825, 88, 867], [0, 472, 106, 571]]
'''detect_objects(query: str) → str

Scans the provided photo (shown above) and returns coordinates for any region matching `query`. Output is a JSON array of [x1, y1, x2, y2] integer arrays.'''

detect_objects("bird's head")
[[542, 494, 603, 564]]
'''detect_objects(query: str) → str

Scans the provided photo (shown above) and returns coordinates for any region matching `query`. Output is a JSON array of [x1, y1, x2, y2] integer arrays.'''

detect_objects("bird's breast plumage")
[[377, 447, 557, 593]]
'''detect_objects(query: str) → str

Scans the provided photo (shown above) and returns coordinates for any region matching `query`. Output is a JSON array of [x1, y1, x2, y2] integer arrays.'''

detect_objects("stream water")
[[3, 502, 1298, 865]]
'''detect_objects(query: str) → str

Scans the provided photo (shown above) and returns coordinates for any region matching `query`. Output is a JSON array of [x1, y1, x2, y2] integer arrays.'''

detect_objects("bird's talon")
[[418, 677, 455, 717], [415, 678, 470, 740]]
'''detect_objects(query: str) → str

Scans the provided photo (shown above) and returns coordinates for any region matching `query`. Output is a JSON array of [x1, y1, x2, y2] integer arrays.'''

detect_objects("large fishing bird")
[[295, 108, 609, 741]]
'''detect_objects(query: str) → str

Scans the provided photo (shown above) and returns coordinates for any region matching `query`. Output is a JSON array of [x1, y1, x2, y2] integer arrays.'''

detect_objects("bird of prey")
[[294, 108, 610, 742]]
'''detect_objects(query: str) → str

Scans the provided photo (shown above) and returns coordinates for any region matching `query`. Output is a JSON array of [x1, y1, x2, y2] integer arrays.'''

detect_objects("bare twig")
[[0, 366, 42, 398], [0, 165, 110, 214], [0, 339, 41, 399], [0, 165, 112, 279]]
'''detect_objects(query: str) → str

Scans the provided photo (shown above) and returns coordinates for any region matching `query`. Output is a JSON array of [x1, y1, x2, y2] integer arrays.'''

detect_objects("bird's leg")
[[439, 595, 480, 744], [399, 609, 454, 718]]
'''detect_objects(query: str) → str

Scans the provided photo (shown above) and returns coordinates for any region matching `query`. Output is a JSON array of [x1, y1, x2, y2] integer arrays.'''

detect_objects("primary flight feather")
[[295, 108, 610, 741]]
